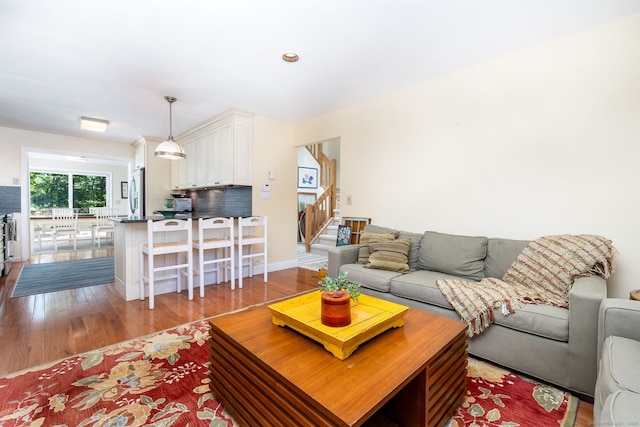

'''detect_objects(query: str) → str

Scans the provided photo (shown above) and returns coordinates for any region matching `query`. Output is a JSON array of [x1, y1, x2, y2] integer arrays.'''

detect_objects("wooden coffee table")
[[208, 300, 467, 427]]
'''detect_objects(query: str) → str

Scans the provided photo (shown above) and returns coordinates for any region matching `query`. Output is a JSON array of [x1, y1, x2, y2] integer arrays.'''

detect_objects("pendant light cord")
[[165, 95, 177, 140]]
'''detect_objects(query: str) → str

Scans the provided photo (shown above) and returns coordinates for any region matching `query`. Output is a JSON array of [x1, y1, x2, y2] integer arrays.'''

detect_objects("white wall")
[[292, 14, 640, 298], [252, 116, 299, 270]]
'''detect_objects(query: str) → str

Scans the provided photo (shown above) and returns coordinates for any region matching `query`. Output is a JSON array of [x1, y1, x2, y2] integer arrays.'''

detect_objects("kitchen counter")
[[110, 215, 164, 223], [110, 213, 225, 224], [112, 214, 241, 301]]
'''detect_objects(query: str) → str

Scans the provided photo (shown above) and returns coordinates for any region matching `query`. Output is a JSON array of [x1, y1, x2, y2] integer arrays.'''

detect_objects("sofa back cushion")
[[417, 231, 488, 281], [484, 238, 529, 279], [398, 231, 424, 271]]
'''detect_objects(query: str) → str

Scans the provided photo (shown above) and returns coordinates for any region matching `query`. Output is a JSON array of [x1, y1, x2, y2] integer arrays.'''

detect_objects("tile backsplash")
[[191, 186, 252, 218], [0, 186, 21, 214]]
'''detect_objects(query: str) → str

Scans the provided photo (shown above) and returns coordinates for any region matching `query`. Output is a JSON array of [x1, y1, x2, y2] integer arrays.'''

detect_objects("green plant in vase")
[[165, 199, 175, 209], [318, 272, 361, 327], [318, 272, 361, 302]]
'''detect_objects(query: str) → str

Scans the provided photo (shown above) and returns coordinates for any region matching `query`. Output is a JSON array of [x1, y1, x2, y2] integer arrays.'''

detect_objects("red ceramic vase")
[[321, 291, 352, 327]]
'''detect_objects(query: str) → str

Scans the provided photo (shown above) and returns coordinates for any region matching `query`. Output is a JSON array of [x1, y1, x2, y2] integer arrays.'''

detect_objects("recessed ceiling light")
[[282, 53, 299, 63], [80, 117, 109, 133]]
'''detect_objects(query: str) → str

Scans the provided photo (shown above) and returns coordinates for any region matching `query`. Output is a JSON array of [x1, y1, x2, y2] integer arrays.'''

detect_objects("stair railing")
[[304, 183, 336, 252], [302, 142, 338, 252]]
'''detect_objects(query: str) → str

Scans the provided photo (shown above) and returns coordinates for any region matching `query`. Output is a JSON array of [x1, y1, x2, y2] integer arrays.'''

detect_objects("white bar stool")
[[235, 216, 268, 289], [193, 217, 235, 295], [139, 218, 193, 309]]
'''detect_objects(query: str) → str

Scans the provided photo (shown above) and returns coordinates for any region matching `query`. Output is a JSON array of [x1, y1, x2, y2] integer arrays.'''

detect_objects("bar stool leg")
[[198, 246, 205, 298], [149, 251, 155, 310], [188, 248, 194, 300]]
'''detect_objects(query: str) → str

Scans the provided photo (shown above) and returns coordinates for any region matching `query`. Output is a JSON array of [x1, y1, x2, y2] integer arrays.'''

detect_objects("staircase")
[[309, 207, 340, 256], [300, 142, 337, 253], [297, 207, 339, 271]]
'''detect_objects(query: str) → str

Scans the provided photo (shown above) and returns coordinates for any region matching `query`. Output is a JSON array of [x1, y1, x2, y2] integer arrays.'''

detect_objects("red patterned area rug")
[[452, 358, 577, 427], [0, 320, 577, 427]]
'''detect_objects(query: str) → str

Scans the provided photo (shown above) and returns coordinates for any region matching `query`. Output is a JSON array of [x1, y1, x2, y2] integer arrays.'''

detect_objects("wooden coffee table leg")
[[378, 334, 467, 427]]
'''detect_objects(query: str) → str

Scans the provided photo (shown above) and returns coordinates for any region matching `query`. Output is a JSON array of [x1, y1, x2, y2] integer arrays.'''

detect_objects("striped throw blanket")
[[437, 235, 616, 336]]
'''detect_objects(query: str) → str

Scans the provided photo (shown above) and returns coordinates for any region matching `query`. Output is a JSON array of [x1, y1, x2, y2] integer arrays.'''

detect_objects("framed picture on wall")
[[298, 167, 318, 189], [121, 181, 128, 199], [298, 192, 316, 212]]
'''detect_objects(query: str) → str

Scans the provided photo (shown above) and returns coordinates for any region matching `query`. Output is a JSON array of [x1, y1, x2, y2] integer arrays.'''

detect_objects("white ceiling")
[[1, 0, 639, 145]]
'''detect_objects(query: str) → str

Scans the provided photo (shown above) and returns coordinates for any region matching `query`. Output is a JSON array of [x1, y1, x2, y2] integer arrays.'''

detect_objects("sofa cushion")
[[389, 270, 460, 310], [366, 237, 411, 272], [357, 230, 399, 264], [596, 336, 640, 410], [397, 231, 423, 271], [492, 303, 568, 342], [389, 270, 569, 341], [484, 238, 529, 279], [600, 390, 640, 426], [339, 263, 402, 293], [363, 225, 423, 270], [417, 231, 488, 281]]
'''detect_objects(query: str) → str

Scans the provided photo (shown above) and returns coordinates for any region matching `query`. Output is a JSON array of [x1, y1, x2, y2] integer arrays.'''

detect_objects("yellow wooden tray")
[[268, 291, 409, 360]]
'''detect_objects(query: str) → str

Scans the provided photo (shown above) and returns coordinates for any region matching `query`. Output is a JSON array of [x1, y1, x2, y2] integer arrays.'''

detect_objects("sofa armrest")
[[327, 245, 360, 278], [567, 275, 607, 396], [597, 298, 640, 361]]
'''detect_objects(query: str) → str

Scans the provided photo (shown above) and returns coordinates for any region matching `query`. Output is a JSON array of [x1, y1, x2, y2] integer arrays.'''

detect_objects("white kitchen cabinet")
[[185, 135, 206, 188], [133, 142, 146, 170], [206, 118, 233, 186], [170, 151, 187, 190], [233, 114, 253, 186], [171, 110, 253, 190]]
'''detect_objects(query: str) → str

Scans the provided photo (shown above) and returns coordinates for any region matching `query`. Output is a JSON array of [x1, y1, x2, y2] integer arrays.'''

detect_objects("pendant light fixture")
[[154, 96, 186, 160]]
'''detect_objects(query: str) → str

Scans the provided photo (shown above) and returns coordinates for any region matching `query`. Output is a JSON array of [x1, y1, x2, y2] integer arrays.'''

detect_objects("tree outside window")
[[30, 171, 108, 213]]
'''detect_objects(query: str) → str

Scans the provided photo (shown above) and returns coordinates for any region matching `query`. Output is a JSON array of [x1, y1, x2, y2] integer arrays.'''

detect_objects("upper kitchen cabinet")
[[133, 141, 146, 170], [206, 117, 234, 186], [170, 110, 253, 190]]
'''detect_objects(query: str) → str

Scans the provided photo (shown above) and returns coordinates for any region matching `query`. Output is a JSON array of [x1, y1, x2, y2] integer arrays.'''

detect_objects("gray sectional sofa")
[[594, 299, 640, 423], [328, 225, 609, 397]]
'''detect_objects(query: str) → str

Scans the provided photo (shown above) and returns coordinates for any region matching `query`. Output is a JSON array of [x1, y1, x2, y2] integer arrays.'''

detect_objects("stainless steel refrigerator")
[[129, 167, 145, 218]]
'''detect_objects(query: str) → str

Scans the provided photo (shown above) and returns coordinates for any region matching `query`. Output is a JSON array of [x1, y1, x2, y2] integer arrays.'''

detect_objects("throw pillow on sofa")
[[417, 231, 488, 281], [358, 231, 400, 264], [366, 237, 412, 272]]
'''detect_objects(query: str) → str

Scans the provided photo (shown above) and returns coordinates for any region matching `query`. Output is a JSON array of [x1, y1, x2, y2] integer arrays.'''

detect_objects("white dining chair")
[[91, 207, 117, 247], [51, 208, 79, 251], [139, 218, 193, 309], [235, 216, 268, 289], [193, 217, 235, 296]]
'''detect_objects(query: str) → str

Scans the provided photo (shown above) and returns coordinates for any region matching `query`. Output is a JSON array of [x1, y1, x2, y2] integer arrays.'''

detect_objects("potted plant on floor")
[[318, 272, 361, 327]]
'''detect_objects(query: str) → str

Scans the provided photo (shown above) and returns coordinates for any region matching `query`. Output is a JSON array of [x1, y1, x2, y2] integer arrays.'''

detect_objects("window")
[[30, 171, 109, 213]]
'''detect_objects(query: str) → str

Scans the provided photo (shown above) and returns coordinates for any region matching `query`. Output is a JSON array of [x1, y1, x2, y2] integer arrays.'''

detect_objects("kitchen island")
[[111, 214, 228, 301]]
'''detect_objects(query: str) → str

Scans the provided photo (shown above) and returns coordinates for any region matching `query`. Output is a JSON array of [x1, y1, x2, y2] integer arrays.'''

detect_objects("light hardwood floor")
[[0, 248, 593, 425]]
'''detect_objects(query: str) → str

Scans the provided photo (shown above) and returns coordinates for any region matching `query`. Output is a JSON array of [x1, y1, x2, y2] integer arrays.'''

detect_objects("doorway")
[[296, 138, 340, 270], [22, 150, 130, 259]]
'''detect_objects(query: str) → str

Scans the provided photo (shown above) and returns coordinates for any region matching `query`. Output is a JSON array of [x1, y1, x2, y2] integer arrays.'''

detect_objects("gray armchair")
[[594, 298, 640, 423]]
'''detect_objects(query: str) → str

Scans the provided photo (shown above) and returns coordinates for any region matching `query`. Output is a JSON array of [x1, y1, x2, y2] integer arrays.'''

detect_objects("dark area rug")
[[11, 257, 115, 298]]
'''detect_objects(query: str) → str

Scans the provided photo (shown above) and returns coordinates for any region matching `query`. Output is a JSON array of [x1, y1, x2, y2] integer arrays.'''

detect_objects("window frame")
[[29, 168, 113, 213]]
